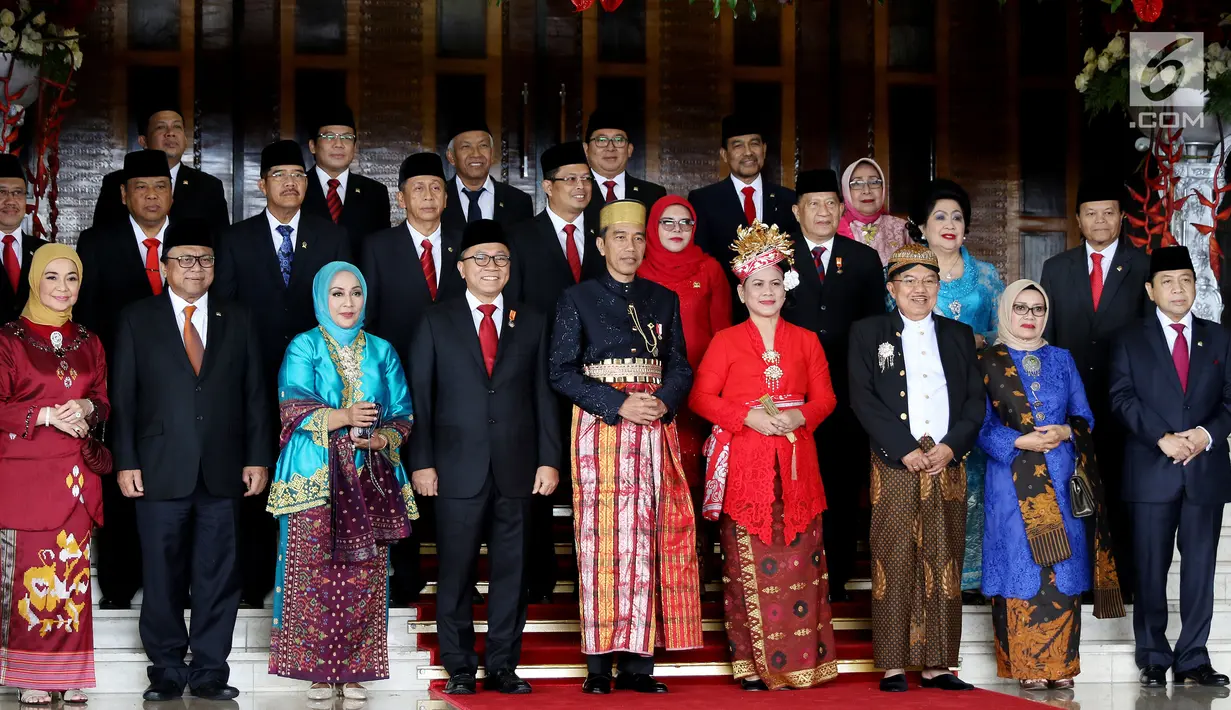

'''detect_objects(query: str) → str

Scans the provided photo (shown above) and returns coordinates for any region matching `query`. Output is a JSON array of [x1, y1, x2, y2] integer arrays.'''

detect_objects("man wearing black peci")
[[443, 119, 535, 232], [409, 219, 560, 696], [301, 105, 391, 255], [782, 168, 885, 601], [0, 153, 47, 324], [582, 108, 667, 226]]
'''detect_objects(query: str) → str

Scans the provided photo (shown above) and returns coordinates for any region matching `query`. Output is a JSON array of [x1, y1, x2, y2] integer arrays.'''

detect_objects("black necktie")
[[463, 187, 485, 223]]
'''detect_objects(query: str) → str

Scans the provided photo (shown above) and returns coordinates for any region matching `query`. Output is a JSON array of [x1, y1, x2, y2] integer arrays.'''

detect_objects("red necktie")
[[563, 223, 582, 283], [1090, 252, 1104, 311], [604, 180, 617, 203], [326, 178, 343, 224], [812, 245, 826, 283], [182, 305, 204, 375], [477, 303, 498, 376], [420, 239, 438, 301], [143, 237, 163, 295], [742, 185, 757, 225], [1172, 323, 1189, 392], [1, 234, 18, 292]]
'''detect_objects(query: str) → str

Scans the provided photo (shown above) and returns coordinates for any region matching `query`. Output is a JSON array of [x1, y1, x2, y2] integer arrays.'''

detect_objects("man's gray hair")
[[446, 131, 495, 156]]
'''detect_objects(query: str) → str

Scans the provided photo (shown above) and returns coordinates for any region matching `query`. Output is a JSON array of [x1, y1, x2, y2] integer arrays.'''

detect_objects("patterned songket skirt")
[[868, 446, 966, 669], [269, 504, 392, 683], [0, 506, 95, 690], [991, 568, 1081, 680], [719, 498, 838, 690]]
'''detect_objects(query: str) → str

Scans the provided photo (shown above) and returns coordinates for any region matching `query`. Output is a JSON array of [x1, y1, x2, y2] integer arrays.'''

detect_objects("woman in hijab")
[[266, 261, 417, 702], [837, 158, 911, 265], [977, 280, 1122, 691], [0, 244, 110, 706]]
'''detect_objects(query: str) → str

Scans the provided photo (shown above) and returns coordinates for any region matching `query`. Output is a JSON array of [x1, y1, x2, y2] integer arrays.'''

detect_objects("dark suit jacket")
[[110, 292, 274, 501], [1040, 240, 1150, 415], [360, 221, 465, 366], [213, 211, 352, 381], [92, 166, 230, 233], [408, 297, 561, 498], [506, 211, 604, 317], [302, 168, 391, 255], [783, 236, 885, 405], [443, 178, 535, 235], [0, 234, 47, 324], [75, 222, 166, 355], [1110, 315, 1231, 504], [848, 311, 985, 467], [687, 178, 799, 265], [583, 174, 668, 229]]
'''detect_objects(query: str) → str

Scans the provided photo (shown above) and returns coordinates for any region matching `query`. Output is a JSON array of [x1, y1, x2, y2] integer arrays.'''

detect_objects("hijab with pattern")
[[838, 158, 889, 239], [312, 261, 367, 346], [995, 278, 1049, 352], [21, 243, 82, 327]]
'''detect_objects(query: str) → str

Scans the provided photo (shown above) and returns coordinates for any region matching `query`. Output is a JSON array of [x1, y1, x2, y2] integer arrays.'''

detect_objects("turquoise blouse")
[[934, 247, 1004, 340]]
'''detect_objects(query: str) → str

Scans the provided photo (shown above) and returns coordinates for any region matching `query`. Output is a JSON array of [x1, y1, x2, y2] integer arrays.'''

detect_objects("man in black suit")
[[110, 220, 273, 702], [302, 104, 391, 254], [1040, 175, 1150, 602], [582, 108, 667, 228], [76, 148, 177, 610], [443, 120, 535, 232], [506, 142, 602, 602], [92, 107, 229, 232], [409, 219, 560, 696], [0, 154, 46, 323], [1110, 246, 1231, 689], [213, 139, 351, 608], [361, 151, 465, 604], [783, 169, 885, 601]]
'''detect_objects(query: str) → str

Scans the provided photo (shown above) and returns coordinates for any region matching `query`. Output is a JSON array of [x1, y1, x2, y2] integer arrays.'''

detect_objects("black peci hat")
[[795, 169, 841, 199], [123, 149, 172, 181], [162, 218, 214, 253], [312, 105, 356, 135], [721, 114, 763, 146], [0, 153, 26, 181], [260, 140, 306, 174], [398, 152, 447, 187], [540, 142, 588, 177], [459, 219, 508, 255], [586, 108, 630, 140], [1076, 174, 1127, 212], [448, 117, 491, 143], [1149, 245, 1195, 277]]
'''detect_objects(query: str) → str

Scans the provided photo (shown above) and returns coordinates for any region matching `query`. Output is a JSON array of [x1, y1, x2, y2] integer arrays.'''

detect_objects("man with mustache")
[[442, 119, 534, 232], [783, 168, 885, 602], [91, 106, 230, 233], [213, 139, 351, 609], [301, 105, 391, 255], [582, 108, 666, 226], [0, 153, 47, 323]]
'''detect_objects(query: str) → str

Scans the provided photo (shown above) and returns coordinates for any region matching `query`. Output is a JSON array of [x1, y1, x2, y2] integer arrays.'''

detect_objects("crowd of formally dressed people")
[[0, 103, 1229, 705]]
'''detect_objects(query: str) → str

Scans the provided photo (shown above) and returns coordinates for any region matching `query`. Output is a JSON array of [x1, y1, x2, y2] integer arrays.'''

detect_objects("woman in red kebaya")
[[689, 222, 839, 692], [0, 244, 111, 705]]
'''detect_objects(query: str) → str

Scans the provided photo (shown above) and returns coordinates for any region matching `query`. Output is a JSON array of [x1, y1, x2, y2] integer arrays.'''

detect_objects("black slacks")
[[1131, 497, 1223, 672], [1092, 405, 1135, 601], [237, 487, 277, 603], [436, 475, 532, 675], [390, 496, 435, 604], [96, 474, 142, 603], [135, 485, 241, 690], [587, 652, 653, 675], [815, 406, 868, 592]]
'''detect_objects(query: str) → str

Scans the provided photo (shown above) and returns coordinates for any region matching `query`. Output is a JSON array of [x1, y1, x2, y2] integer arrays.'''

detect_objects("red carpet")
[[430, 678, 1050, 709]]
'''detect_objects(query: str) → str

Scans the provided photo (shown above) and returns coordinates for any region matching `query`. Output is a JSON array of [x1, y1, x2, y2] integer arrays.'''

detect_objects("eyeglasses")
[[658, 218, 695, 232], [317, 132, 356, 142], [164, 254, 216, 269], [0, 188, 25, 200], [462, 253, 511, 267], [589, 136, 628, 148], [1011, 303, 1047, 317], [549, 174, 594, 186], [267, 170, 308, 181], [894, 276, 939, 289], [849, 178, 884, 191]]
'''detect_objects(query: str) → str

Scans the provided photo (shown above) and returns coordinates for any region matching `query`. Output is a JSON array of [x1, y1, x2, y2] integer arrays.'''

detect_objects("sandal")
[[18, 689, 53, 705], [306, 683, 334, 700], [62, 689, 89, 704], [1019, 679, 1049, 691], [342, 683, 367, 700]]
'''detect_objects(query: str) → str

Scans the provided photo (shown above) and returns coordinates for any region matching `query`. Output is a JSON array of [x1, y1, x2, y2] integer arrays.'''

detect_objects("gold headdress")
[[886, 243, 940, 280], [599, 199, 647, 229], [730, 220, 799, 290]]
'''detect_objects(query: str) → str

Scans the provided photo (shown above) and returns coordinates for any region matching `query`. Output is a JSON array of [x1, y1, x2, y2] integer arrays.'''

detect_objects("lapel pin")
[[693, 281, 701, 288], [181, 180, 189, 186], [1117, 266, 1123, 272], [836, 257, 844, 273], [448, 246, 454, 253], [633, 186, 640, 192], [215, 312, 222, 317], [1198, 341, 1204, 347], [301, 242, 307, 249], [355, 187, 361, 194], [499, 202, 505, 208], [508, 310, 517, 328]]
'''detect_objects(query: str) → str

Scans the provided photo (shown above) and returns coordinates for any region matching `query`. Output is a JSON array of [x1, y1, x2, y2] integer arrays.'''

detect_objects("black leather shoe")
[[142, 681, 183, 702], [920, 673, 974, 690], [190, 681, 239, 701], [239, 598, 263, 610], [740, 678, 769, 691], [1175, 664, 1231, 686], [484, 669, 532, 694], [99, 597, 131, 611], [614, 673, 668, 693], [879, 674, 908, 692], [444, 671, 477, 695], [1140, 664, 1168, 687], [581, 673, 611, 694]]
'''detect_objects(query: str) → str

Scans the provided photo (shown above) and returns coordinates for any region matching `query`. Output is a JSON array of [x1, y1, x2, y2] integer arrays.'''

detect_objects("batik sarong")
[[992, 568, 1081, 680]]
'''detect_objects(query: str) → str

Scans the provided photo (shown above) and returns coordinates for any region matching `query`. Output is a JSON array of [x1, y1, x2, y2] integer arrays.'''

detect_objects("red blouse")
[[0, 320, 110, 531], [689, 318, 836, 543]]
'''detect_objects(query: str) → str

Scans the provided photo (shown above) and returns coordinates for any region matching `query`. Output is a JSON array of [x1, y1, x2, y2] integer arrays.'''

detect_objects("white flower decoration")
[[1075, 74, 1089, 93], [783, 269, 800, 291], [1108, 34, 1126, 59], [1096, 54, 1111, 72], [1083, 47, 1096, 64], [0, 10, 14, 27]]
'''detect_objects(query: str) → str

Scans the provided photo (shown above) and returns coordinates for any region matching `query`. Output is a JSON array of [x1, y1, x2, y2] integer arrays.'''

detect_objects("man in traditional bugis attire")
[[549, 198, 702, 695]]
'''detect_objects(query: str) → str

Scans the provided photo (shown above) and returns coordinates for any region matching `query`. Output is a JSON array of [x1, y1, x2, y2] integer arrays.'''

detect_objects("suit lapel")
[[173, 167, 194, 201], [1069, 247, 1097, 323], [121, 225, 152, 291], [627, 176, 644, 202], [792, 236, 823, 294], [492, 182, 511, 222], [288, 217, 316, 291], [156, 294, 197, 377], [399, 222, 434, 303], [725, 179, 750, 226], [444, 179, 465, 231], [197, 300, 226, 379], [15, 235, 37, 304], [1096, 241, 1134, 316], [537, 213, 573, 281], [1147, 316, 1186, 395], [492, 303, 516, 379], [252, 215, 287, 289], [448, 298, 489, 378], [1184, 318, 1211, 400]]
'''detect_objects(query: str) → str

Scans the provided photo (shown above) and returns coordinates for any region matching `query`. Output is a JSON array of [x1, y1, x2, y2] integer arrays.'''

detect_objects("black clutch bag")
[[1069, 462, 1095, 518]]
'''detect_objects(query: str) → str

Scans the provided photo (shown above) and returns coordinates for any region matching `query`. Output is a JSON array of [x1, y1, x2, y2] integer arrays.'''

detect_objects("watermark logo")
[[1129, 32, 1206, 132]]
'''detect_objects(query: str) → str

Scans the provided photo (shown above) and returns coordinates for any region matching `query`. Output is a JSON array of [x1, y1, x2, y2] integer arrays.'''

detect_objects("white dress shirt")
[[316, 167, 350, 204], [168, 289, 209, 347], [130, 216, 169, 264], [592, 171, 626, 202], [731, 173, 764, 221], [804, 235, 834, 274], [546, 208, 586, 260], [409, 222, 443, 287], [456, 175, 496, 220], [900, 312, 949, 443], [1086, 238, 1119, 278], [1, 231, 21, 269], [1157, 307, 1213, 450], [466, 289, 504, 337], [169, 162, 181, 190], [266, 209, 303, 254]]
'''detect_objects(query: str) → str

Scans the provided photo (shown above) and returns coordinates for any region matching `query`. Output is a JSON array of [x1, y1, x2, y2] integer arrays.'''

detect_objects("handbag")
[[1069, 461, 1094, 518], [81, 422, 113, 475]]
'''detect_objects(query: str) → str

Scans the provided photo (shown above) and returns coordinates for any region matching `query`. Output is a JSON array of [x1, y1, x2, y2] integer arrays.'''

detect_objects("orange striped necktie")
[[182, 305, 205, 375]]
